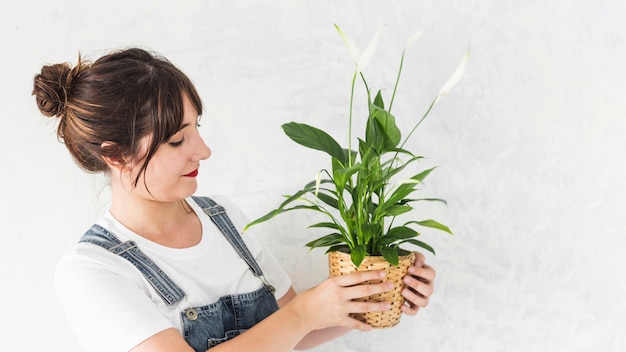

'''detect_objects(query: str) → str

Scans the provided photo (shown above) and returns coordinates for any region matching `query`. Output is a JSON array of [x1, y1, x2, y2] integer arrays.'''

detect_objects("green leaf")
[[371, 155, 423, 191], [351, 245, 367, 267], [370, 104, 401, 149], [326, 244, 351, 254], [331, 158, 347, 193], [379, 180, 419, 211], [401, 239, 436, 255], [244, 203, 318, 231], [308, 222, 343, 231], [380, 246, 399, 266], [305, 233, 345, 248], [361, 223, 380, 245], [377, 167, 437, 215], [386, 147, 421, 159], [386, 226, 419, 239], [379, 204, 413, 217], [373, 90, 385, 109], [357, 139, 378, 173], [316, 192, 339, 210], [282, 122, 345, 163], [409, 219, 453, 234], [400, 198, 448, 206], [333, 161, 361, 196], [376, 226, 418, 246], [365, 114, 385, 152], [411, 167, 436, 183]]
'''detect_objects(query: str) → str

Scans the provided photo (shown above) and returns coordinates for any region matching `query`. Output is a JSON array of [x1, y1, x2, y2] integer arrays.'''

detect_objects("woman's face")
[[127, 94, 211, 202]]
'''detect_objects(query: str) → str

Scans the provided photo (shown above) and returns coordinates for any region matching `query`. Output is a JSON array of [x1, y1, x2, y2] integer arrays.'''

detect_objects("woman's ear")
[[100, 141, 128, 172]]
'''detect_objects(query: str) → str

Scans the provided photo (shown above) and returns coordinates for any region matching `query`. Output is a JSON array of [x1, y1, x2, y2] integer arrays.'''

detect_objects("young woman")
[[33, 48, 436, 352]]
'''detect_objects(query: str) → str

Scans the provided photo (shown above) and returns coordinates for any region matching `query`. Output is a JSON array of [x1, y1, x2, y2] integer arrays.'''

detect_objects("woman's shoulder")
[[56, 238, 144, 284], [55, 215, 148, 288]]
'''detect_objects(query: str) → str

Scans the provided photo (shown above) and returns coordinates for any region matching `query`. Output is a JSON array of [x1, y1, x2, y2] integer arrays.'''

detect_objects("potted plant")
[[246, 25, 469, 327]]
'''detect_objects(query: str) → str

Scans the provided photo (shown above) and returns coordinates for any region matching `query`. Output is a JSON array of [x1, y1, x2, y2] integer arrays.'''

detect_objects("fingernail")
[[415, 261, 424, 268], [385, 282, 394, 290], [379, 270, 387, 278]]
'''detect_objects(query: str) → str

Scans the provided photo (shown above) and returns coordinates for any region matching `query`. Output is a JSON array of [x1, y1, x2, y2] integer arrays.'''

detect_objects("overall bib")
[[79, 196, 279, 351]]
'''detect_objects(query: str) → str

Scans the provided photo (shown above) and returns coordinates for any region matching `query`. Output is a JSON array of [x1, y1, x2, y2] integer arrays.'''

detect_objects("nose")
[[194, 135, 212, 161]]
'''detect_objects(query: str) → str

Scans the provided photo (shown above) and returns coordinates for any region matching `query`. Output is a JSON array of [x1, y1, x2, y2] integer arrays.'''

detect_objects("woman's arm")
[[285, 251, 437, 350], [130, 252, 435, 352], [278, 287, 352, 351], [130, 270, 392, 352]]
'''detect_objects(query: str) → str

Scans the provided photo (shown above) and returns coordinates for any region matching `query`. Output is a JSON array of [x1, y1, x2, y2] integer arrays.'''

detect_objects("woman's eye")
[[169, 138, 184, 147]]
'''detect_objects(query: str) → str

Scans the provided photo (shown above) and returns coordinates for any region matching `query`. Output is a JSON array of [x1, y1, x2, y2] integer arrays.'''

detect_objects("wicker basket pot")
[[328, 249, 416, 328]]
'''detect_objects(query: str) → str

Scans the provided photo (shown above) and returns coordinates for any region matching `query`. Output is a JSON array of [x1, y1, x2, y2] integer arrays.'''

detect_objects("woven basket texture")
[[328, 250, 416, 328]]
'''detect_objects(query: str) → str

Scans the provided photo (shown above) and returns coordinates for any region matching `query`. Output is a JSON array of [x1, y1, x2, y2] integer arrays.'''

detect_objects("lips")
[[183, 169, 199, 177]]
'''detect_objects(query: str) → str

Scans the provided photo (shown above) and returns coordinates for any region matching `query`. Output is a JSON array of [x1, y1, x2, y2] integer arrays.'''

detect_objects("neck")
[[108, 185, 200, 248]]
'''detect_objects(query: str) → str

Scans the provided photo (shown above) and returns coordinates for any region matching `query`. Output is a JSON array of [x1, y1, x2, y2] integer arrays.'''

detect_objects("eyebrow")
[[176, 123, 191, 132]]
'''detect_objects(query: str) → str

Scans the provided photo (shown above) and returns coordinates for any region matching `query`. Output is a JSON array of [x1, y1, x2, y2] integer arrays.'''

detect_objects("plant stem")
[[385, 96, 437, 193], [348, 71, 357, 168], [400, 96, 437, 149], [389, 50, 406, 112]]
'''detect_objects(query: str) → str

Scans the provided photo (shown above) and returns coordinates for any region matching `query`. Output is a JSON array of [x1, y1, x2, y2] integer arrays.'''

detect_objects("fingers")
[[342, 301, 393, 332], [401, 273, 431, 316], [344, 317, 375, 332], [401, 259, 436, 316], [331, 270, 387, 287], [403, 271, 433, 296], [409, 263, 436, 283], [401, 301, 421, 316], [401, 282, 430, 316], [343, 280, 394, 301], [413, 251, 426, 267]]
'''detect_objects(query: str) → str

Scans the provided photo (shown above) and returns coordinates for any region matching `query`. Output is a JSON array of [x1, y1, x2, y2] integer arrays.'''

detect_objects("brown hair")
[[32, 48, 203, 186]]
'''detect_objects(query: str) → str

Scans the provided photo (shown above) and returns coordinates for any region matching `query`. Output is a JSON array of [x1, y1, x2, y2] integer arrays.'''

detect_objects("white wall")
[[1, 0, 624, 351]]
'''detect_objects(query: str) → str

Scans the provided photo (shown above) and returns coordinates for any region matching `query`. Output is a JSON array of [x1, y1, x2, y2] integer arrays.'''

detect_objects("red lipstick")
[[184, 169, 199, 177]]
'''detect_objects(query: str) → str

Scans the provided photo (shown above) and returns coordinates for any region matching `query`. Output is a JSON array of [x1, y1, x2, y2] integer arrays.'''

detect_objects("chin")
[[182, 184, 198, 198]]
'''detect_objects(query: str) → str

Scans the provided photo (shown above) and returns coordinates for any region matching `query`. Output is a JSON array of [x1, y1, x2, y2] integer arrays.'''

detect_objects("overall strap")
[[191, 196, 275, 293], [79, 224, 187, 306]]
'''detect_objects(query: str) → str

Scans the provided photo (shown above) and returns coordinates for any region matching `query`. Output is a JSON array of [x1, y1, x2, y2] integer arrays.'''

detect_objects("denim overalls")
[[79, 196, 279, 351]]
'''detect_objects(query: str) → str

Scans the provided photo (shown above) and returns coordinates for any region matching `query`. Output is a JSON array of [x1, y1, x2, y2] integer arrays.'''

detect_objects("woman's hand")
[[285, 270, 393, 332], [401, 251, 436, 315]]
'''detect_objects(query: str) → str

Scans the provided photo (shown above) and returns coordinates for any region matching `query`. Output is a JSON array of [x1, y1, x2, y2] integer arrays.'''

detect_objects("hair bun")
[[32, 59, 88, 118]]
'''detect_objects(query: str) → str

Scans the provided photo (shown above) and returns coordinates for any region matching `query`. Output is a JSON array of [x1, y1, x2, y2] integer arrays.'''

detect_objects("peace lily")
[[438, 48, 470, 100], [334, 24, 381, 72], [246, 25, 469, 267]]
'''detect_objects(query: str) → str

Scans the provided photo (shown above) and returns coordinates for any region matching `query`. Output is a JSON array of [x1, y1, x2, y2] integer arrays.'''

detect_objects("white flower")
[[437, 48, 471, 102], [334, 24, 381, 72], [403, 31, 423, 53]]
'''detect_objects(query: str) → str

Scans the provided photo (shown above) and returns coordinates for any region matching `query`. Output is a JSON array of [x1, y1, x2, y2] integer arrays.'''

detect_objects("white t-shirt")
[[55, 196, 292, 352]]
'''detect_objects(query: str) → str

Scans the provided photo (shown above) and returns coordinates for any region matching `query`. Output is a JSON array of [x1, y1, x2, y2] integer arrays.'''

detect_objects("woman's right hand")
[[284, 270, 394, 332]]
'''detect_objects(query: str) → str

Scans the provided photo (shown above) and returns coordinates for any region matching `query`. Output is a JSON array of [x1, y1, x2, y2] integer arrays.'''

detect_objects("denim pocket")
[[207, 329, 247, 349]]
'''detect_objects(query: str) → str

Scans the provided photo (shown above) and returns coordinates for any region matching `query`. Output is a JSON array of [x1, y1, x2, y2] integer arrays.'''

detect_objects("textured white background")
[[1, 0, 624, 351]]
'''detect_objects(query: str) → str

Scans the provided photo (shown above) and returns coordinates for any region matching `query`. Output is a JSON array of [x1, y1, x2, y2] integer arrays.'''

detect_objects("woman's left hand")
[[401, 251, 436, 315]]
